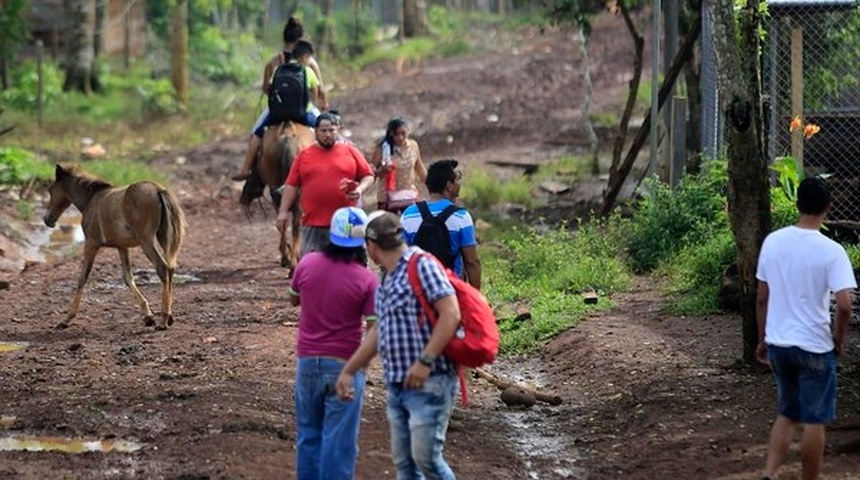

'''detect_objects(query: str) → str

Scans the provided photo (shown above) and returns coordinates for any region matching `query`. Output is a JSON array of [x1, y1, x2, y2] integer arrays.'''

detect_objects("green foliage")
[[844, 243, 860, 269], [771, 155, 802, 203], [0, 148, 53, 185], [626, 161, 728, 272], [0, 0, 28, 62], [81, 160, 168, 187], [190, 27, 261, 84], [484, 224, 630, 354], [770, 185, 799, 230], [661, 226, 735, 315], [137, 78, 183, 118], [460, 167, 536, 210], [0, 61, 64, 110]]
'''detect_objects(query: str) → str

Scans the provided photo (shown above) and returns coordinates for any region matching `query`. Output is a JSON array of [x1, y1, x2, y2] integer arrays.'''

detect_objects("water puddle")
[[493, 358, 588, 479], [0, 341, 29, 353], [0, 435, 142, 453], [23, 210, 84, 264]]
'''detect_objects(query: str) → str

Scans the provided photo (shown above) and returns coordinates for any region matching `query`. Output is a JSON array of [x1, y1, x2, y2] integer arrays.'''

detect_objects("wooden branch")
[[600, 14, 702, 217], [474, 367, 563, 406], [0, 125, 15, 138]]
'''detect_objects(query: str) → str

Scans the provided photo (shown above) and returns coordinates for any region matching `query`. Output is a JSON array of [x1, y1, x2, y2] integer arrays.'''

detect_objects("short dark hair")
[[796, 177, 832, 215], [321, 243, 368, 266], [283, 17, 304, 44], [425, 159, 459, 194], [315, 112, 339, 128], [293, 40, 314, 58]]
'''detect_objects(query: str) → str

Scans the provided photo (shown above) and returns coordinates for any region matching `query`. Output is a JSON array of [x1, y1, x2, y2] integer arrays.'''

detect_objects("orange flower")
[[804, 123, 821, 139], [790, 116, 803, 132]]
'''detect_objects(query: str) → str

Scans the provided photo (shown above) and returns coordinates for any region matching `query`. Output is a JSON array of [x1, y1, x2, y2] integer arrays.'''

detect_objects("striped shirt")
[[376, 247, 457, 384], [400, 199, 478, 278]]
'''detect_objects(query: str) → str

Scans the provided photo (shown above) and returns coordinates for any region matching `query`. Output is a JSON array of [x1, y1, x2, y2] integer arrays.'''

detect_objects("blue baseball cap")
[[329, 207, 369, 248]]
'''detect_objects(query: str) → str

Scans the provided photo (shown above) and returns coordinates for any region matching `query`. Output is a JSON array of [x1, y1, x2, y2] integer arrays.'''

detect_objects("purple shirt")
[[290, 252, 379, 360]]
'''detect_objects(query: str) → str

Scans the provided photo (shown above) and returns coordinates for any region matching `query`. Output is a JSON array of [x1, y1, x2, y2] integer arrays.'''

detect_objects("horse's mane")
[[60, 163, 113, 193]]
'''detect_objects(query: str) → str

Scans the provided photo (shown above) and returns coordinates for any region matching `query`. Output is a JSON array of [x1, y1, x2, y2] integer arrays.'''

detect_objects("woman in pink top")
[[288, 206, 378, 480], [370, 117, 428, 214]]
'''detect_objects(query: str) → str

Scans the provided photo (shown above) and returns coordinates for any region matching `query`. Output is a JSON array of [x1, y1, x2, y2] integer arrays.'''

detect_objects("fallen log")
[[474, 367, 563, 406]]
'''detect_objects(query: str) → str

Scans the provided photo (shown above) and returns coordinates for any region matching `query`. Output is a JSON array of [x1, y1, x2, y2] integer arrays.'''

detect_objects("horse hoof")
[[55, 322, 70, 330], [167, 315, 175, 326], [143, 316, 155, 327], [280, 256, 291, 268]]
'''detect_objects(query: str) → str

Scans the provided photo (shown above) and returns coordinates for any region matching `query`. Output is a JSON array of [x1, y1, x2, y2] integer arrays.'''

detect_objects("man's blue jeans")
[[386, 374, 458, 480], [295, 357, 365, 480]]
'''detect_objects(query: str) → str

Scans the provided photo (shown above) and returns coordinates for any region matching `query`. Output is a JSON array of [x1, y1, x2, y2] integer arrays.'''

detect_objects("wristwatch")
[[418, 352, 437, 367]]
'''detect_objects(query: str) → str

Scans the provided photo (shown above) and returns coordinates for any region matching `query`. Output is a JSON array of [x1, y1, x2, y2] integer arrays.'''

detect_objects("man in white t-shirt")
[[756, 177, 856, 480]]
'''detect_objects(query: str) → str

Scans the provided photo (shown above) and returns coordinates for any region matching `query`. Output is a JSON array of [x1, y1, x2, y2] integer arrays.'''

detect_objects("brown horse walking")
[[43, 164, 187, 330], [240, 121, 314, 271]]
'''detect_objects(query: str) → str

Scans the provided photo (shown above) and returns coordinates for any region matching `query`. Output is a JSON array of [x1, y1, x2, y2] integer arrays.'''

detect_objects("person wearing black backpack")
[[400, 159, 481, 289], [232, 17, 326, 181]]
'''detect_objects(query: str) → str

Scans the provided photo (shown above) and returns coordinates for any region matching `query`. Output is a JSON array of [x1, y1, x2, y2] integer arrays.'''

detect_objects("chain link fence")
[[764, 1, 860, 223], [702, 2, 860, 222]]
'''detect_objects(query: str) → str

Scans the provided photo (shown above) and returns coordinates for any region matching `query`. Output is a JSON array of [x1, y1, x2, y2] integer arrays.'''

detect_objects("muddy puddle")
[[0, 435, 142, 453], [23, 210, 84, 264], [0, 341, 29, 353], [493, 357, 587, 479]]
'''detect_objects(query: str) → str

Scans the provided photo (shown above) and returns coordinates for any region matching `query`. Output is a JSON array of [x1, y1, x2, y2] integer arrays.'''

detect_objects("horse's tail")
[[156, 189, 187, 268]]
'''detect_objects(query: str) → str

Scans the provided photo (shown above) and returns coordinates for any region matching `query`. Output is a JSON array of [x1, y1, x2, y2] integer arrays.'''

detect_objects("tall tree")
[[170, 0, 189, 108], [63, 0, 98, 93], [0, 0, 29, 90], [403, 0, 431, 37], [708, 0, 770, 363]]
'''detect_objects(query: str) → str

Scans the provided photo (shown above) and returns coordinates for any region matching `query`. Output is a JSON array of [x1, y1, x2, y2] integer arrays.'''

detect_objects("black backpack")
[[268, 56, 308, 123], [414, 202, 461, 269]]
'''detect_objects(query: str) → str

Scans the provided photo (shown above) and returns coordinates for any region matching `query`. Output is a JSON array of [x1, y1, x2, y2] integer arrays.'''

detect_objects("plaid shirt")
[[376, 247, 457, 384]]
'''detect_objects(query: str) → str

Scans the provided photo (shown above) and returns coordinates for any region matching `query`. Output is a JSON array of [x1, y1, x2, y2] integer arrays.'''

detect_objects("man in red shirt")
[[276, 112, 374, 257]]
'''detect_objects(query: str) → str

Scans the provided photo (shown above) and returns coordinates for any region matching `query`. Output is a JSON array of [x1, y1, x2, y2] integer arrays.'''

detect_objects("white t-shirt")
[[756, 225, 856, 353]]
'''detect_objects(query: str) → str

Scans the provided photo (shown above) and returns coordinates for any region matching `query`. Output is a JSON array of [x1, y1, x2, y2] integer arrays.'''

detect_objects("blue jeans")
[[295, 357, 365, 480], [387, 374, 458, 480], [768, 345, 838, 424]]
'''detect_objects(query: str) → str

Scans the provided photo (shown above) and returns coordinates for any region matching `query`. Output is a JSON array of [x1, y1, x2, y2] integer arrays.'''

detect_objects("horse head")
[[43, 164, 74, 228]]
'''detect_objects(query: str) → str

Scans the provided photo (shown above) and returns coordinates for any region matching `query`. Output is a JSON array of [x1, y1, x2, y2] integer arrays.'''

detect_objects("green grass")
[[481, 223, 631, 354]]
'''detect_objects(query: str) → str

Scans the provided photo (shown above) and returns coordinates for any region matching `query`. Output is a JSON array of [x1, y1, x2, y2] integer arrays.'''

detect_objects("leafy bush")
[[0, 60, 64, 110], [137, 78, 182, 118], [190, 27, 261, 84], [661, 225, 735, 315], [0, 147, 53, 185], [626, 161, 728, 272]]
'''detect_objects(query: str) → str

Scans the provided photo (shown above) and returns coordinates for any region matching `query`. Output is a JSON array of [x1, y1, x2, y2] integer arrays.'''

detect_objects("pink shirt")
[[290, 252, 379, 360]]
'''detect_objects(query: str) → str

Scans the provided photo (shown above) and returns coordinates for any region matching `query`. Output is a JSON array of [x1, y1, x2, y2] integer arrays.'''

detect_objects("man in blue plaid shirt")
[[337, 211, 461, 480]]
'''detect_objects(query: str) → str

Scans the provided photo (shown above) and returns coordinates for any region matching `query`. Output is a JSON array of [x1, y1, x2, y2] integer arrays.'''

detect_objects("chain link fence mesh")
[[764, 2, 860, 222], [702, 2, 860, 222]]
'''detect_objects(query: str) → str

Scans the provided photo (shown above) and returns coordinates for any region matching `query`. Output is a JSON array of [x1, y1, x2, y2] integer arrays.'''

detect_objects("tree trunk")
[[681, 0, 702, 172], [576, 27, 599, 175], [403, 0, 431, 37], [318, 0, 334, 59], [91, 0, 105, 91], [63, 0, 94, 94], [170, 0, 189, 109], [600, 12, 700, 217], [708, 0, 770, 364]]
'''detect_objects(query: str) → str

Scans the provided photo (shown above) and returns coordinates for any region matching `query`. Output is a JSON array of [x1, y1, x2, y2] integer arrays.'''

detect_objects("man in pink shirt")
[[276, 112, 374, 258], [288, 206, 379, 480]]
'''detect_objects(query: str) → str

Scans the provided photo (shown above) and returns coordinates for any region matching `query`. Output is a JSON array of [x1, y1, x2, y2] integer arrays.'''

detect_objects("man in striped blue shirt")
[[336, 211, 461, 480], [400, 159, 481, 290]]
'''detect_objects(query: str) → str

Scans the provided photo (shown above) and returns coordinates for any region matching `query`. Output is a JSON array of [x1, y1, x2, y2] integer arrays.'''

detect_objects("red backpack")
[[407, 252, 500, 405]]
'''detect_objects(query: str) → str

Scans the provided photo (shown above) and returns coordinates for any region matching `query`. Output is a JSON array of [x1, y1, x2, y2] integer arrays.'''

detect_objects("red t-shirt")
[[286, 143, 374, 227]]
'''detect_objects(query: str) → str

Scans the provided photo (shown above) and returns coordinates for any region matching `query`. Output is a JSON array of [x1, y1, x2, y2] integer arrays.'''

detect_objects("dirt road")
[[2, 12, 860, 480]]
